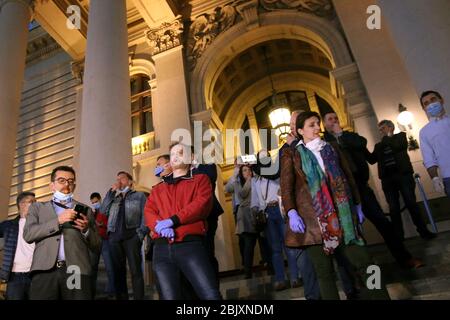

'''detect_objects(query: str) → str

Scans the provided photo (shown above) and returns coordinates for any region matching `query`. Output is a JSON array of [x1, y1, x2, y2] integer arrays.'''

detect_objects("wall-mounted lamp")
[[396, 103, 419, 151]]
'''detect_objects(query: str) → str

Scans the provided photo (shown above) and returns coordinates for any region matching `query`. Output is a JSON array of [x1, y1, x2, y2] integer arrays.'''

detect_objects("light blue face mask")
[[426, 102, 444, 118], [92, 202, 101, 210], [53, 190, 73, 203], [154, 166, 164, 177]]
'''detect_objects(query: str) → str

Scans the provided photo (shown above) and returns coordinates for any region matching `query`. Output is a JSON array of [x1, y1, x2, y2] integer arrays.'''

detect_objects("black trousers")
[[109, 234, 145, 300], [240, 233, 258, 277], [381, 174, 430, 239], [204, 215, 219, 279], [5, 272, 31, 300], [29, 266, 91, 300], [358, 181, 413, 264]]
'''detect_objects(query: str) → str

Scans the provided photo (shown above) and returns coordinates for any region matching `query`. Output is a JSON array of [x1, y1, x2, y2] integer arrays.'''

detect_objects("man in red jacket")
[[145, 143, 221, 300]]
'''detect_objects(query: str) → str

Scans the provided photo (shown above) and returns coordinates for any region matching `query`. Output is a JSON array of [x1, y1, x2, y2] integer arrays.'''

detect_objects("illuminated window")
[[130, 74, 153, 138]]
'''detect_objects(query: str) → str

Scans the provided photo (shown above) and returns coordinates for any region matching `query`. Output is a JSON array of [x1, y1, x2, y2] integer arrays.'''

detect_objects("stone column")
[[0, 0, 34, 218], [378, 0, 450, 113], [75, 0, 132, 202], [145, 16, 191, 154], [331, 63, 385, 244]]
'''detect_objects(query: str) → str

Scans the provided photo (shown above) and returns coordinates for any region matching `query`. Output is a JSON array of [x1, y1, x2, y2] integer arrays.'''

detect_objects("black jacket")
[[0, 217, 20, 281], [324, 131, 370, 184], [366, 132, 414, 180], [192, 164, 224, 219]]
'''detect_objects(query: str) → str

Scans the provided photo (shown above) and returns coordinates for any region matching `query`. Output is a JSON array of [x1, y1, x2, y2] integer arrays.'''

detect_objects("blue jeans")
[[265, 205, 298, 283], [101, 239, 115, 294], [90, 238, 115, 297], [6, 272, 31, 300], [153, 240, 221, 300], [444, 177, 450, 199], [287, 248, 320, 300]]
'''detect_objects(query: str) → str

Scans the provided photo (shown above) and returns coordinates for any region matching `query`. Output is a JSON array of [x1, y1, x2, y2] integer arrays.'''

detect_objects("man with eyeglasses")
[[23, 166, 100, 299], [0, 192, 36, 299]]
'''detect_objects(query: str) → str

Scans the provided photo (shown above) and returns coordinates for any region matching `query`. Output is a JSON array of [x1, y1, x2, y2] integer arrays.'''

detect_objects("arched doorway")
[[188, 9, 357, 272]]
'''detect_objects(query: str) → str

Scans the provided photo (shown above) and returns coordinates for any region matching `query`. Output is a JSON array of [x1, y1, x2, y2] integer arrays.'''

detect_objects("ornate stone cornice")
[[70, 58, 85, 84], [259, 0, 335, 19], [26, 29, 62, 65], [145, 15, 184, 56]]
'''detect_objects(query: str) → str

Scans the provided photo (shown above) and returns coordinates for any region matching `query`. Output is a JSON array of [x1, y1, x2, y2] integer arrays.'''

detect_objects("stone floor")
[[95, 225, 450, 300]]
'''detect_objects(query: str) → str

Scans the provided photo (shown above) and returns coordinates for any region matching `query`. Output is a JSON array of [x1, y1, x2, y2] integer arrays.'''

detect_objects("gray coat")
[[226, 178, 257, 234], [23, 201, 100, 275]]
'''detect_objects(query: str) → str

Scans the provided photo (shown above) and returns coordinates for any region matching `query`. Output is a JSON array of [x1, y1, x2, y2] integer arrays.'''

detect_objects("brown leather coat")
[[280, 141, 361, 248]]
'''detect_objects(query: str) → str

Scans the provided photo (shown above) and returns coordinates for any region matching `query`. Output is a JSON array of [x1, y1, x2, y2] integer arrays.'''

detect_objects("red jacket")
[[144, 172, 212, 242]]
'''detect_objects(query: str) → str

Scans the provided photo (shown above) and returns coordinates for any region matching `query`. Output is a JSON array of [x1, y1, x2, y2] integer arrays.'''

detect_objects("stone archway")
[[190, 10, 353, 115]]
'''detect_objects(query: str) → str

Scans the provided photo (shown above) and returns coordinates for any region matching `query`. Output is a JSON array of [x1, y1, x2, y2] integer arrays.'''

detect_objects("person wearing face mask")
[[419, 90, 450, 199], [367, 120, 436, 241], [100, 171, 149, 300], [0, 192, 36, 300], [88, 192, 115, 299], [280, 111, 390, 300], [23, 166, 100, 299]]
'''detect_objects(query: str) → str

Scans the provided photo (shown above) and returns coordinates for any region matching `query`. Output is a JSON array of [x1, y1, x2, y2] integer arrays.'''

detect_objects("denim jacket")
[[100, 189, 149, 241]]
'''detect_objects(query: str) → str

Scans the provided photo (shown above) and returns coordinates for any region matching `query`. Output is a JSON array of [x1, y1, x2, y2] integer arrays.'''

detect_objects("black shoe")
[[420, 231, 437, 240], [291, 279, 303, 288]]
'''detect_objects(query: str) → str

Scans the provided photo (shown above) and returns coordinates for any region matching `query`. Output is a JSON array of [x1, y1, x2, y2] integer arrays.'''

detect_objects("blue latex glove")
[[160, 227, 175, 240], [355, 204, 365, 224], [288, 209, 306, 233], [155, 219, 174, 234]]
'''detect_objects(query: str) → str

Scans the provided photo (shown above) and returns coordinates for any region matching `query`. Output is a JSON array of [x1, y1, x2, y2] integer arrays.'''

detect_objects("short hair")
[[420, 90, 443, 107], [157, 154, 170, 162], [378, 119, 395, 129], [90, 192, 101, 200], [16, 191, 35, 210], [169, 142, 194, 154], [117, 171, 133, 181], [295, 111, 321, 131], [51, 166, 76, 181]]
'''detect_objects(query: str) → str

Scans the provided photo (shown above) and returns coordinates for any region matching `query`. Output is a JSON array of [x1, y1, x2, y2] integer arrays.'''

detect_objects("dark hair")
[[117, 171, 133, 181], [420, 90, 443, 107], [90, 192, 101, 200], [295, 111, 321, 131], [16, 191, 35, 210], [51, 166, 76, 181], [378, 119, 395, 129], [238, 165, 253, 187], [157, 154, 170, 162], [169, 142, 194, 154]]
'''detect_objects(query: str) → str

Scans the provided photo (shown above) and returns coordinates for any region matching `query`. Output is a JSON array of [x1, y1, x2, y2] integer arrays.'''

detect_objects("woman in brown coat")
[[280, 111, 390, 300]]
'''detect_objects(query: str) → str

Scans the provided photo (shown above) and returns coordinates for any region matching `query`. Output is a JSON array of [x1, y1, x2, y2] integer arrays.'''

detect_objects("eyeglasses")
[[54, 177, 76, 186]]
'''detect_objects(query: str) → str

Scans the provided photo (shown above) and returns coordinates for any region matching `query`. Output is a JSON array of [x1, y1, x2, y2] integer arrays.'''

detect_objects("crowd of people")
[[0, 90, 449, 300]]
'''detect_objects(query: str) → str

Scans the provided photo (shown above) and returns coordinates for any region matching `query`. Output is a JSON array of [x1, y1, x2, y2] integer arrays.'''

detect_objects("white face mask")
[[53, 190, 73, 203]]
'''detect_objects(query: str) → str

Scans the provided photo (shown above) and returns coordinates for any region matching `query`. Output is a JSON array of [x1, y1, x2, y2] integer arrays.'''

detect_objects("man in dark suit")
[[323, 112, 424, 269], [367, 120, 435, 240], [24, 166, 100, 299]]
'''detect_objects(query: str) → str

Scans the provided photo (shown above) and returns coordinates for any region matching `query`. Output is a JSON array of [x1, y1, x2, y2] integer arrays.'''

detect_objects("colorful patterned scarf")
[[297, 142, 364, 254]]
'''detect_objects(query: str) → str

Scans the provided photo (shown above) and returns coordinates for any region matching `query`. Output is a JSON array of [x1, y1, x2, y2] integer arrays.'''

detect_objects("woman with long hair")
[[280, 111, 390, 300]]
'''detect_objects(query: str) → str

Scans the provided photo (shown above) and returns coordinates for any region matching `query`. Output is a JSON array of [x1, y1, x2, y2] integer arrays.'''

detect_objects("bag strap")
[[262, 178, 269, 201]]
